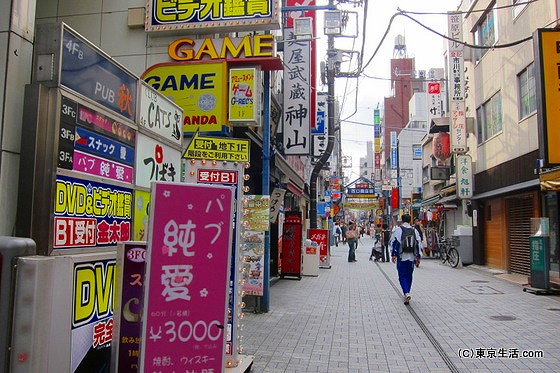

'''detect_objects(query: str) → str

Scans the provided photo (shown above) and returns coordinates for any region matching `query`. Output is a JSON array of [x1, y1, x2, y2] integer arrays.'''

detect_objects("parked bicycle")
[[438, 237, 461, 268]]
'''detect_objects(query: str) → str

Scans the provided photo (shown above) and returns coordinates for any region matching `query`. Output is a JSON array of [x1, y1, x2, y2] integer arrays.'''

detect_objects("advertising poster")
[[243, 195, 270, 232], [308, 229, 329, 267], [72, 258, 116, 372], [241, 231, 265, 296], [53, 174, 132, 250], [133, 190, 151, 241], [113, 242, 147, 373], [140, 182, 234, 373]]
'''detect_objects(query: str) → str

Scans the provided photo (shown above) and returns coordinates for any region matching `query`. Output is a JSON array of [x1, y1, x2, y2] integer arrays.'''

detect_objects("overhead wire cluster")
[[336, 0, 551, 125]]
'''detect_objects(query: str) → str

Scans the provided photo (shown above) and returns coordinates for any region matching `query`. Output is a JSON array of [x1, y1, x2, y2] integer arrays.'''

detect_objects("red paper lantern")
[[433, 132, 451, 161]]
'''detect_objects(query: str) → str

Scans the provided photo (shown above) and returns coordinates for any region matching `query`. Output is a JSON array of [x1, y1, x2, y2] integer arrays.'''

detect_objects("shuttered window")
[[507, 196, 533, 275]]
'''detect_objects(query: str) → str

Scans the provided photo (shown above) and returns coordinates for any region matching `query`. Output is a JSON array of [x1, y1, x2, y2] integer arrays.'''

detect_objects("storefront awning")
[[421, 194, 441, 207], [274, 154, 305, 192], [540, 168, 560, 191], [472, 179, 539, 199], [436, 194, 459, 209]]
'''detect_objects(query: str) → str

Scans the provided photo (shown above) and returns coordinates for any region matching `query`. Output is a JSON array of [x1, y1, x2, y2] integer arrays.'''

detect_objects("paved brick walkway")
[[242, 235, 560, 372]]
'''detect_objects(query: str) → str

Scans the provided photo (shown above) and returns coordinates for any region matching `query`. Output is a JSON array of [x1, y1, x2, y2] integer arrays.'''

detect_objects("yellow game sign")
[[142, 62, 228, 134], [183, 132, 250, 162]]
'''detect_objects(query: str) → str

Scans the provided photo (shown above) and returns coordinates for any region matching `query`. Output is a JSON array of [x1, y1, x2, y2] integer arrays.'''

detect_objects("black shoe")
[[369, 257, 373, 261], [404, 294, 411, 305]]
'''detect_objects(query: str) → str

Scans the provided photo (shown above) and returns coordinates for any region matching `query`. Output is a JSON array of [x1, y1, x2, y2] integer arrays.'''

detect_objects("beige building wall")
[[462, 0, 556, 173]]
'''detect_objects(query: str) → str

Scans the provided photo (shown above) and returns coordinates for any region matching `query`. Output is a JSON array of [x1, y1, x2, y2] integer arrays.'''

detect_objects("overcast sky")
[[315, 0, 462, 180]]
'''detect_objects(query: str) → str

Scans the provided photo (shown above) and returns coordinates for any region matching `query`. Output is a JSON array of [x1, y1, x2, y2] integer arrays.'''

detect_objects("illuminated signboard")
[[168, 35, 275, 62], [229, 67, 260, 125], [142, 62, 228, 134], [59, 95, 136, 184], [61, 27, 137, 121], [183, 132, 250, 162], [140, 182, 234, 373], [53, 174, 132, 250], [72, 257, 116, 371], [145, 0, 280, 33]]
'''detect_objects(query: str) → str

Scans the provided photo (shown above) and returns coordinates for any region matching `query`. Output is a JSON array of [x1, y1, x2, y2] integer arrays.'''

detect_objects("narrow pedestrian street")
[[242, 235, 560, 372]]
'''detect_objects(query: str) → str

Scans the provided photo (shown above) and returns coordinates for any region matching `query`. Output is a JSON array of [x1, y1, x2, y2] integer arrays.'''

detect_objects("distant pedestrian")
[[334, 222, 342, 246], [341, 223, 348, 244], [391, 214, 421, 305], [346, 221, 360, 262], [381, 223, 391, 262]]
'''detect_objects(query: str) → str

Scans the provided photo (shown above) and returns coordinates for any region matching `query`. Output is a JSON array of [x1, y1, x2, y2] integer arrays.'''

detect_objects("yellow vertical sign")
[[229, 67, 260, 125], [540, 30, 560, 164]]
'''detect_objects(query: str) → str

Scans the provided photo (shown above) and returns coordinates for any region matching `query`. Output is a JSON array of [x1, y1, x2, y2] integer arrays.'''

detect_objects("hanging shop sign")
[[135, 133, 182, 188], [140, 182, 235, 373], [283, 37, 311, 155], [229, 67, 261, 125], [450, 101, 467, 154], [53, 174, 132, 251], [142, 62, 228, 134], [183, 132, 250, 162], [427, 81, 442, 126], [269, 187, 286, 224], [138, 81, 183, 147], [447, 12, 465, 102], [145, 0, 280, 33], [313, 92, 328, 158], [60, 26, 138, 121], [456, 154, 473, 199]]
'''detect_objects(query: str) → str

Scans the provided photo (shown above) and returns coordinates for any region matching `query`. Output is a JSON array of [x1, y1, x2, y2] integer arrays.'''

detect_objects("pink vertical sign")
[[140, 182, 234, 373]]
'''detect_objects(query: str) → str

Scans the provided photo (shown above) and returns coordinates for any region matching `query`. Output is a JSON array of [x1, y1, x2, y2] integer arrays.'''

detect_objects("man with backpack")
[[390, 214, 422, 305]]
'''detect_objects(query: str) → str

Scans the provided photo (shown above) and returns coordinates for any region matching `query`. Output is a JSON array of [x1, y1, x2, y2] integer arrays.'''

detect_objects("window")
[[518, 63, 536, 119], [474, 4, 497, 58], [512, 0, 527, 19], [476, 91, 503, 142]]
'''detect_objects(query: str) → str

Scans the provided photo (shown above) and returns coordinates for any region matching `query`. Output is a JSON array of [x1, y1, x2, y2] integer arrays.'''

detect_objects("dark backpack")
[[401, 227, 418, 254]]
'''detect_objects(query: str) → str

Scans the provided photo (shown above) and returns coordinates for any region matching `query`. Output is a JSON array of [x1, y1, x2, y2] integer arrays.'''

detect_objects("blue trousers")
[[396, 258, 415, 295]]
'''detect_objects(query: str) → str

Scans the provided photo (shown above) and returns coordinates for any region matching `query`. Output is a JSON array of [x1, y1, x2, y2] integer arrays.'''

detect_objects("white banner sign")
[[447, 12, 465, 102], [283, 33, 311, 155], [451, 101, 467, 153], [457, 154, 473, 199]]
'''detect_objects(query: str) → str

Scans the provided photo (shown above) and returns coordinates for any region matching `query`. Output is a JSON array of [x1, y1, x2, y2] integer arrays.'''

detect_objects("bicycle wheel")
[[448, 247, 460, 268], [440, 247, 447, 264]]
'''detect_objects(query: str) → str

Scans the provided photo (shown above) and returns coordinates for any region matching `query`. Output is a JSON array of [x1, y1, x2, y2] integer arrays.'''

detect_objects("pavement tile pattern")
[[242, 235, 560, 372]]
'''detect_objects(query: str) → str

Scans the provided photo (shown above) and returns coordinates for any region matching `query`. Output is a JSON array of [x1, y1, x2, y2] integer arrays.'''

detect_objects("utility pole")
[[309, 0, 336, 228]]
